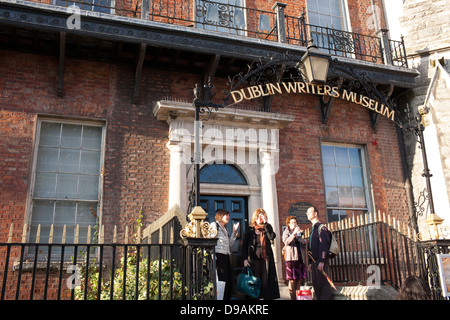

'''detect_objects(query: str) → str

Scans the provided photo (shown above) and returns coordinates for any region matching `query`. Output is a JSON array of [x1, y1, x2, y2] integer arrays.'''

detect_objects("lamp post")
[[404, 107, 447, 240]]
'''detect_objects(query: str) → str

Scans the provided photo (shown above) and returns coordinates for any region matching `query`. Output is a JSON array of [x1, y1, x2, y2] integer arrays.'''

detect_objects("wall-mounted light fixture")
[[298, 43, 331, 84]]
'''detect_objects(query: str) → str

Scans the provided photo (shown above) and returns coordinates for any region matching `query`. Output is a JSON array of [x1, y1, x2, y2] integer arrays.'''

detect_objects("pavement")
[[277, 282, 291, 300]]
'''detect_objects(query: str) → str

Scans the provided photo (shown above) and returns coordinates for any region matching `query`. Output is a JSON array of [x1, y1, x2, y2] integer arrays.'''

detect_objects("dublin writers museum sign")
[[229, 80, 396, 122]]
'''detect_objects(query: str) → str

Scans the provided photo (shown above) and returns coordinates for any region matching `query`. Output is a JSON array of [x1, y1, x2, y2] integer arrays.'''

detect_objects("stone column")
[[167, 143, 187, 212], [260, 149, 283, 282]]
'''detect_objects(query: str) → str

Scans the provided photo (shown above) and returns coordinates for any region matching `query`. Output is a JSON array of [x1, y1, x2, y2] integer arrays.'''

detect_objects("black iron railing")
[[15, 0, 408, 67], [0, 238, 217, 300], [419, 240, 450, 300], [0, 242, 183, 300], [303, 212, 450, 299], [328, 219, 422, 289]]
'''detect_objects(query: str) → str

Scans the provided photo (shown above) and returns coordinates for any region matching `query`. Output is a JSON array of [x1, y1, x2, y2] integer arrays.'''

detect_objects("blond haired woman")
[[241, 208, 280, 300]]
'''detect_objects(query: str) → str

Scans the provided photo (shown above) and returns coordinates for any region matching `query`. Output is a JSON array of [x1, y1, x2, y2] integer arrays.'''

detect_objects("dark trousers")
[[216, 253, 233, 300], [311, 260, 333, 300], [253, 258, 273, 299]]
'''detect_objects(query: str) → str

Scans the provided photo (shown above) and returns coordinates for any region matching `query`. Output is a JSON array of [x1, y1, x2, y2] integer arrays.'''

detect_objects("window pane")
[[335, 147, 348, 166], [353, 188, 366, 208], [40, 122, 61, 146], [337, 167, 351, 186], [349, 148, 361, 166], [330, 0, 340, 14], [323, 166, 337, 186], [308, 0, 318, 12], [80, 150, 101, 174], [327, 209, 346, 222], [61, 124, 82, 148], [319, 0, 331, 15], [351, 168, 363, 187], [308, 12, 320, 25], [321, 145, 334, 165], [93, 0, 111, 13], [54, 201, 76, 225], [56, 173, 78, 198], [78, 175, 99, 200], [325, 186, 339, 207], [34, 172, 56, 198], [31, 200, 54, 225], [77, 202, 98, 226], [37, 146, 59, 172], [82, 126, 102, 149], [59, 149, 80, 173], [338, 186, 353, 207]]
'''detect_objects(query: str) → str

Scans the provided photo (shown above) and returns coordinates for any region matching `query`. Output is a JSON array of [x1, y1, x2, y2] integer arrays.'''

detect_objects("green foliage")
[[74, 253, 183, 300]]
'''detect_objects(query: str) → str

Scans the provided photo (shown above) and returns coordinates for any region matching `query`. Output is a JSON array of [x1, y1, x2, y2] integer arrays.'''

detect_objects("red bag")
[[296, 289, 312, 300]]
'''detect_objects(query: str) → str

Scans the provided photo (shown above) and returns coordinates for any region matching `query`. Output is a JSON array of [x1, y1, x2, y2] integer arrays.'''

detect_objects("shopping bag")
[[236, 267, 261, 298], [216, 280, 226, 300], [296, 286, 313, 300]]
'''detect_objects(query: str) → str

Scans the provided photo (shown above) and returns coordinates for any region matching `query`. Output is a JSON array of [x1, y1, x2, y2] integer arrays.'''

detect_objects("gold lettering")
[[342, 89, 356, 102], [383, 107, 395, 121], [323, 85, 332, 97], [250, 85, 262, 98], [282, 82, 299, 94], [316, 84, 324, 95], [231, 90, 244, 103], [354, 94, 364, 106], [298, 82, 307, 93], [259, 85, 270, 97], [331, 86, 340, 98], [268, 83, 282, 95], [361, 95, 371, 108], [241, 87, 254, 100], [375, 102, 384, 114]]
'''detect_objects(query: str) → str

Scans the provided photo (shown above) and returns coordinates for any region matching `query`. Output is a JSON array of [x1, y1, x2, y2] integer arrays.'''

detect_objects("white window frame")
[[306, 0, 350, 31], [26, 117, 106, 245], [320, 141, 374, 223]]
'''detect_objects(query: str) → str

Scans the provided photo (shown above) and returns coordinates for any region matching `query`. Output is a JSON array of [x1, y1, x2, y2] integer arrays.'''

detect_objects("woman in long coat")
[[242, 208, 280, 300]]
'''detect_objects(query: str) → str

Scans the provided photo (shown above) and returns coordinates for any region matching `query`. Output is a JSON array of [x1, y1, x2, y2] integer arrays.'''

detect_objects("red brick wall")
[[0, 45, 409, 238], [0, 51, 177, 243], [272, 92, 409, 228]]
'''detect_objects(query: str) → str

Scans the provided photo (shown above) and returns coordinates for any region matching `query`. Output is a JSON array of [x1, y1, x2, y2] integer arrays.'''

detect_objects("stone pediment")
[[153, 100, 295, 129]]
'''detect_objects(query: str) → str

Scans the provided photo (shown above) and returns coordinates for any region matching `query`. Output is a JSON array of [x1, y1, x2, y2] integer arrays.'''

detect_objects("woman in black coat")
[[242, 208, 280, 300]]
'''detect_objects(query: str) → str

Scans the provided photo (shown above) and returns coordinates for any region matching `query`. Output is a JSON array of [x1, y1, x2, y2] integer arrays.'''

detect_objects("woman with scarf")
[[282, 216, 307, 300], [242, 208, 280, 300]]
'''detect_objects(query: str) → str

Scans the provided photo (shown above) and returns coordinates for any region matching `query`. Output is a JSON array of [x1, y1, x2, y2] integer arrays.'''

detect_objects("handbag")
[[236, 266, 261, 298]]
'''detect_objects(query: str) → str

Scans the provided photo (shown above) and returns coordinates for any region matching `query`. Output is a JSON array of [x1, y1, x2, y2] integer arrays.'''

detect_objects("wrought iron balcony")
[[12, 0, 408, 68]]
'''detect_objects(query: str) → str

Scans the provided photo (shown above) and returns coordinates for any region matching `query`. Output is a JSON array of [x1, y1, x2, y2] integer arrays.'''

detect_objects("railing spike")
[[36, 224, 41, 244], [22, 223, 27, 243], [7, 223, 13, 243], [113, 225, 117, 243], [87, 225, 91, 244], [75, 224, 79, 244], [49, 224, 54, 244], [62, 225, 66, 244], [136, 226, 141, 244], [99, 225, 104, 244]]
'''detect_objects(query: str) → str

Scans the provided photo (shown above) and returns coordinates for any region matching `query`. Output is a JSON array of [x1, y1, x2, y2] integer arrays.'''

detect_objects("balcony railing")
[[10, 0, 408, 67]]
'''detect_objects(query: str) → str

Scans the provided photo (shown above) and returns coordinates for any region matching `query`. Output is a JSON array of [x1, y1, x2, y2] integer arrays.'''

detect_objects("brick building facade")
[[0, 0, 420, 296]]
